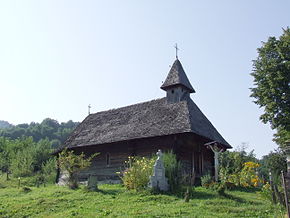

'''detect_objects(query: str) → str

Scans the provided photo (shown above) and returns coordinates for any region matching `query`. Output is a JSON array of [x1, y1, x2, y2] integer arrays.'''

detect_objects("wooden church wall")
[[73, 135, 176, 181], [71, 133, 214, 181]]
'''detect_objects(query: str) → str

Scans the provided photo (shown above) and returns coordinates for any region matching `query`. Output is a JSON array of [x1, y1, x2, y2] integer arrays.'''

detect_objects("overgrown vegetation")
[[0, 118, 79, 187], [58, 149, 98, 189], [119, 156, 155, 191], [163, 151, 182, 192], [0, 137, 56, 184], [119, 151, 183, 192]]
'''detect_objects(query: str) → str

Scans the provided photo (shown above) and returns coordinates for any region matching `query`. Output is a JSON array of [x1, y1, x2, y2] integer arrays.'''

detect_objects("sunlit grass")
[[0, 179, 285, 217]]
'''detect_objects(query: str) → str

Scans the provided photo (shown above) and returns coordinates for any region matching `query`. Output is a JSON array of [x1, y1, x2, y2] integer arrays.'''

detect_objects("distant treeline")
[[0, 118, 79, 148]]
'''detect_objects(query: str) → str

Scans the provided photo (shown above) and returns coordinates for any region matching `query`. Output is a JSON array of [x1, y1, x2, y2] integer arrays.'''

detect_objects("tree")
[[250, 28, 290, 148], [58, 149, 98, 189], [259, 149, 287, 184], [0, 137, 12, 180]]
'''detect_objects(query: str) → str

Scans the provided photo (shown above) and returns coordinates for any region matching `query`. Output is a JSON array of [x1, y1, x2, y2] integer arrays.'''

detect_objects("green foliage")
[[250, 28, 290, 148], [58, 149, 98, 189], [0, 118, 79, 148], [201, 174, 213, 188], [207, 182, 226, 196], [219, 147, 262, 188], [41, 158, 57, 184], [119, 156, 155, 191], [259, 149, 287, 184], [11, 147, 34, 177], [0, 137, 12, 174], [0, 136, 54, 180], [259, 182, 272, 201], [0, 184, 284, 217], [0, 120, 13, 129], [162, 150, 182, 192], [120, 151, 182, 192], [239, 162, 261, 187], [219, 146, 257, 178]]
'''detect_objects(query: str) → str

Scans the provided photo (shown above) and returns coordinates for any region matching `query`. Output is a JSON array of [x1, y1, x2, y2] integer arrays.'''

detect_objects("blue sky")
[[0, 1, 289, 158]]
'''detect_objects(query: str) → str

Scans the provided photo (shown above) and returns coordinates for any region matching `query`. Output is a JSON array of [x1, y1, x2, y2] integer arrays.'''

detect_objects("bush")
[[259, 182, 272, 201], [219, 161, 263, 188], [41, 158, 57, 184], [11, 150, 34, 177], [163, 151, 182, 192], [58, 149, 98, 189], [239, 162, 262, 187], [119, 156, 155, 191], [201, 174, 213, 188]]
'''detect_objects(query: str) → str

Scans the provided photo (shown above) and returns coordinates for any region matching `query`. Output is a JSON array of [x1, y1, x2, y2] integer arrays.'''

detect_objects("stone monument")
[[148, 149, 169, 191], [87, 174, 98, 191]]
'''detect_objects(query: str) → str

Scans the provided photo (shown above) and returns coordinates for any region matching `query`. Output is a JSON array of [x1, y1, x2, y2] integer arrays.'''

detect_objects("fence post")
[[281, 171, 290, 218], [269, 171, 277, 204], [283, 142, 290, 218]]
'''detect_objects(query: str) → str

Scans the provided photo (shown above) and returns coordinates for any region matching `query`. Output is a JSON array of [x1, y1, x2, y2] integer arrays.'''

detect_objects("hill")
[[0, 120, 13, 129], [0, 118, 79, 148]]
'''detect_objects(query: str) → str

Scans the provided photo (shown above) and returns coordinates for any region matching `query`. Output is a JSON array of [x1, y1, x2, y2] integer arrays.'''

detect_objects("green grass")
[[0, 178, 285, 217]]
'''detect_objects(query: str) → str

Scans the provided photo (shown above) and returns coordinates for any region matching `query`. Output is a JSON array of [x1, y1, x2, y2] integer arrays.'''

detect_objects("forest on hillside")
[[0, 118, 79, 183], [0, 118, 79, 148]]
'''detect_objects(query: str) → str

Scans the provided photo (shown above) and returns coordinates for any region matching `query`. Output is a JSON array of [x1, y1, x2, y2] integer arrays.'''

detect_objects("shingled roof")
[[161, 59, 195, 93], [62, 96, 231, 149]]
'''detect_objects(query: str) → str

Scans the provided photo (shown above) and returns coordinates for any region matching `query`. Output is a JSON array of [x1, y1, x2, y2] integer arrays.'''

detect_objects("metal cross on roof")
[[174, 43, 179, 59], [88, 104, 91, 115]]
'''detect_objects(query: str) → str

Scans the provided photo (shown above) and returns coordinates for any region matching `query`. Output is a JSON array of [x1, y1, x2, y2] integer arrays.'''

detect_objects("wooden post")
[[281, 171, 290, 218], [283, 142, 290, 218], [269, 171, 277, 204]]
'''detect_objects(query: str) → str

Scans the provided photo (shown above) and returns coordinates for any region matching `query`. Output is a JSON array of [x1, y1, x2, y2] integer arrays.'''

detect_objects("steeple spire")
[[161, 59, 195, 103]]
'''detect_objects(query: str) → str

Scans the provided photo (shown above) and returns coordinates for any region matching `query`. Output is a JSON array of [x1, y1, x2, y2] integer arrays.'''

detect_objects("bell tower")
[[161, 59, 195, 103]]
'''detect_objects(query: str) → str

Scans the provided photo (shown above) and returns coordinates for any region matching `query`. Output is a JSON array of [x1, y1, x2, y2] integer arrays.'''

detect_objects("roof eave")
[[160, 84, 195, 93]]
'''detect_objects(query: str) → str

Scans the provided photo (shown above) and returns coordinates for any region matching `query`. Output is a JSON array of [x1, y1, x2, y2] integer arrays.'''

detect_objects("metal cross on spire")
[[174, 43, 179, 59]]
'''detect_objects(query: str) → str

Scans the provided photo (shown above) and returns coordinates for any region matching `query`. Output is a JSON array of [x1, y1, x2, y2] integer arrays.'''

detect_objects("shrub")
[[119, 156, 155, 191], [219, 161, 263, 188], [240, 162, 262, 187], [259, 182, 272, 201], [163, 151, 182, 192], [58, 149, 98, 189], [41, 158, 57, 184], [201, 174, 213, 188], [11, 150, 34, 177]]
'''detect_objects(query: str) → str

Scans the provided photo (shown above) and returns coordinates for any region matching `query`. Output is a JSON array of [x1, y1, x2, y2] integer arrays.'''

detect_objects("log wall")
[[63, 133, 215, 182]]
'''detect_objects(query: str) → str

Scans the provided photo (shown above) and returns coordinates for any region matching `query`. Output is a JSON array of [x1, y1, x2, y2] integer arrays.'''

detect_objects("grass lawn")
[[0, 182, 285, 218]]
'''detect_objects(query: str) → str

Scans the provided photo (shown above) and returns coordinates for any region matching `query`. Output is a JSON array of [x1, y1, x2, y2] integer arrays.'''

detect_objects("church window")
[[106, 153, 110, 166], [171, 90, 174, 94]]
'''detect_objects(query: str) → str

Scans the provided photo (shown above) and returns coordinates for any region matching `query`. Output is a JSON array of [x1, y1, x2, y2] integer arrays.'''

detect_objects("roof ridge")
[[90, 97, 166, 115]]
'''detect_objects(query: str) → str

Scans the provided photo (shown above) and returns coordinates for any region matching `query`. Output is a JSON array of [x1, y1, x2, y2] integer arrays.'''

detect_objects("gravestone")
[[148, 149, 169, 191], [88, 175, 98, 191], [57, 170, 69, 186]]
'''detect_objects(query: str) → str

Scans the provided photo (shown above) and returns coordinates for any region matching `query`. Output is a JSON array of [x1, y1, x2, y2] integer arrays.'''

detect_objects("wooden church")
[[58, 58, 231, 183]]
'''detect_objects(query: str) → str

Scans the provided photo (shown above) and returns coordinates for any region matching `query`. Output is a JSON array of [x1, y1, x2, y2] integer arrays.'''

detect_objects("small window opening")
[[182, 88, 184, 92], [106, 153, 110, 166], [171, 90, 174, 94]]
